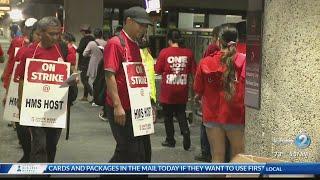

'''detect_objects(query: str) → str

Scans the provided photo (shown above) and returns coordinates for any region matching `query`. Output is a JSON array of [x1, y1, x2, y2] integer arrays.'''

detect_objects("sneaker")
[[194, 153, 211, 162], [183, 134, 191, 151], [98, 112, 108, 121], [92, 102, 99, 107], [161, 140, 175, 148]]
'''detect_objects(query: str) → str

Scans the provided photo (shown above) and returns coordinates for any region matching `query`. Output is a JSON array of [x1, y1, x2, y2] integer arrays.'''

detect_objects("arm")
[[193, 63, 204, 97], [83, 42, 92, 57], [17, 79, 24, 112], [105, 71, 126, 126], [76, 38, 86, 54], [154, 50, 165, 74]]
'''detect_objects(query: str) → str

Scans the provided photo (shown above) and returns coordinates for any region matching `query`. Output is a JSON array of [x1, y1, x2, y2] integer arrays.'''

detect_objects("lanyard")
[[32, 43, 63, 61]]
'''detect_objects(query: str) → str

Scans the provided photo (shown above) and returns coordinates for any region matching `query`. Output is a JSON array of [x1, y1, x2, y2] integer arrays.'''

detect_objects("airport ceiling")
[[25, 0, 248, 10]]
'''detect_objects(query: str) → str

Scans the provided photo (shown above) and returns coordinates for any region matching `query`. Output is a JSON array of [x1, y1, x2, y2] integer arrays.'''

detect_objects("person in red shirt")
[[104, 6, 153, 163], [16, 16, 75, 163], [7, 20, 39, 163], [0, 44, 4, 63], [202, 26, 220, 58], [194, 24, 246, 163], [194, 25, 221, 162], [1, 20, 28, 90], [155, 29, 196, 150], [62, 32, 77, 70]]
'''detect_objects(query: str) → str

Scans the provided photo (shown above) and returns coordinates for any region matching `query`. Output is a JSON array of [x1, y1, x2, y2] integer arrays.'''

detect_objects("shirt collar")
[[122, 30, 137, 44]]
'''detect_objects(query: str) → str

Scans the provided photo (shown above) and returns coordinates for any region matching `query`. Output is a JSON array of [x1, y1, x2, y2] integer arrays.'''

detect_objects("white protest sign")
[[20, 58, 70, 128], [123, 62, 154, 137], [14, 47, 20, 57], [3, 62, 20, 122]]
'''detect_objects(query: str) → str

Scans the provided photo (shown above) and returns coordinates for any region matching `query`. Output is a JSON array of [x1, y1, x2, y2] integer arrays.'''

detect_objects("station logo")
[[294, 133, 311, 149]]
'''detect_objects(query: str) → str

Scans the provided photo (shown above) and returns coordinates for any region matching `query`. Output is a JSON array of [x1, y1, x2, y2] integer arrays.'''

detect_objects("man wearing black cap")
[[104, 6, 153, 162], [77, 24, 94, 102]]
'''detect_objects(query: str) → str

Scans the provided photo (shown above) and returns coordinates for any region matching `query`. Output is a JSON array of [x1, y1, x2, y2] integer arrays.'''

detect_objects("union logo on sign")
[[140, 89, 144, 96], [43, 85, 50, 92]]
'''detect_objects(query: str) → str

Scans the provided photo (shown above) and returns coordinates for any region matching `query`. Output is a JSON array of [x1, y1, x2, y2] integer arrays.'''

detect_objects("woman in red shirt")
[[194, 24, 246, 163], [155, 29, 196, 150]]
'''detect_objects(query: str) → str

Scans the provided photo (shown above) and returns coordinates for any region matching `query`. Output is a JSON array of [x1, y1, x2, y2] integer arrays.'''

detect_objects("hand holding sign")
[[59, 72, 81, 88]]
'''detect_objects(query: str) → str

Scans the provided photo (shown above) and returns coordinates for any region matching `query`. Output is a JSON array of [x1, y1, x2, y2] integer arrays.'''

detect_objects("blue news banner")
[[0, 163, 319, 175]]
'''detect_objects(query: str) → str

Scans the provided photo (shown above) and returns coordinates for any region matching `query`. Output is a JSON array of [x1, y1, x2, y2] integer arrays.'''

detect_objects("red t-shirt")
[[194, 51, 246, 125], [2, 36, 27, 89], [66, 43, 76, 66], [236, 42, 246, 54], [155, 47, 197, 104], [0, 45, 4, 57], [203, 43, 220, 58], [104, 30, 142, 110], [15, 43, 73, 80]]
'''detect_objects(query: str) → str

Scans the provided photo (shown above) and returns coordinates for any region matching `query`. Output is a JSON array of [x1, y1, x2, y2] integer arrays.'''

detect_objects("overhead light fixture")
[[0, 6, 10, 11], [8, 9, 24, 22]]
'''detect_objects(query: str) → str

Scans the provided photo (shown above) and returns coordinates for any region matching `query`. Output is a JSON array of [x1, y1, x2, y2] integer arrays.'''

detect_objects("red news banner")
[[20, 59, 70, 128]]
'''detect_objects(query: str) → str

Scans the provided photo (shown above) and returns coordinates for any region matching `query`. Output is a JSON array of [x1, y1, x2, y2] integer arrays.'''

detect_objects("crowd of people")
[[0, 6, 246, 164]]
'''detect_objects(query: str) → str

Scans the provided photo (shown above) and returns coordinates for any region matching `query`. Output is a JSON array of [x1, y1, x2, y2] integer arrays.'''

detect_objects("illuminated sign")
[[145, 0, 161, 13]]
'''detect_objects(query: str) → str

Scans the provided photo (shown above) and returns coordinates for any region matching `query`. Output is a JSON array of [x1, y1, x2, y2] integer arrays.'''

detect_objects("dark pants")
[[30, 127, 62, 163], [80, 68, 92, 98], [16, 124, 31, 162], [200, 123, 211, 157], [105, 105, 151, 163], [162, 104, 190, 144]]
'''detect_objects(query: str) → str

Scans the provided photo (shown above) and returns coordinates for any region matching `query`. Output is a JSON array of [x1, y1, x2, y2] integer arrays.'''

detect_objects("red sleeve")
[[104, 38, 123, 73], [66, 45, 76, 65], [193, 62, 205, 96], [0, 45, 3, 57], [7, 39, 15, 56], [14, 49, 33, 81], [155, 49, 166, 74]]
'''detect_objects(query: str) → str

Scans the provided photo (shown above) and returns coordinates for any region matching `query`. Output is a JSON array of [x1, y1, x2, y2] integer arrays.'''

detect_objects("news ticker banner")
[[0, 163, 319, 175]]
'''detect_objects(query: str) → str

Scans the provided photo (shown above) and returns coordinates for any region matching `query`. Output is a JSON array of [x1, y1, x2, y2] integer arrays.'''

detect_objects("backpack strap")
[[93, 40, 99, 46], [116, 34, 127, 60], [59, 41, 68, 60], [117, 34, 126, 48]]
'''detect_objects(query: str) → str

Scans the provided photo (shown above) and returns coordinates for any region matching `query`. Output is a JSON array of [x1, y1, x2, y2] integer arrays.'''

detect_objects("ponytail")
[[221, 43, 237, 101], [218, 23, 238, 101]]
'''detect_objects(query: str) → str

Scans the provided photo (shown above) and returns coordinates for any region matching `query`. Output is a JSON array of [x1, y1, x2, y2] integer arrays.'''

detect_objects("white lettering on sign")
[[135, 66, 144, 74], [166, 74, 187, 85], [167, 56, 188, 74], [42, 63, 56, 72], [131, 76, 148, 85], [31, 72, 64, 82]]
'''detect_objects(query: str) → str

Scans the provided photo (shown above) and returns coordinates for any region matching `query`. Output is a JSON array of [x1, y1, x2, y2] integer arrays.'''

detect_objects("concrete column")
[[178, 13, 194, 29], [64, 0, 103, 43], [22, 3, 60, 20], [208, 14, 226, 28], [245, 0, 320, 162]]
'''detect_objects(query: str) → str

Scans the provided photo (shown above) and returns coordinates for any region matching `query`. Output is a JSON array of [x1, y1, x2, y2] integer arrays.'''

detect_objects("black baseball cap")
[[124, 6, 153, 25]]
